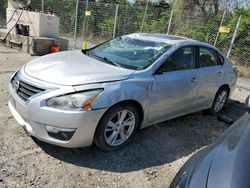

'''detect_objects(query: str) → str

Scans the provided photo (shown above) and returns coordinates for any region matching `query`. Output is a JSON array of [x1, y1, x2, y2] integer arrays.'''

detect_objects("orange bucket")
[[50, 44, 60, 53]]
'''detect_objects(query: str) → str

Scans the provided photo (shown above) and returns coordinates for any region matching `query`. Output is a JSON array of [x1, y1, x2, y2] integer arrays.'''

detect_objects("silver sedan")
[[8, 33, 238, 151]]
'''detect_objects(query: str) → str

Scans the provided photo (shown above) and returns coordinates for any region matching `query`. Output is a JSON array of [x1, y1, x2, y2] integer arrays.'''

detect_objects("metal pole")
[[42, 0, 44, 12], [113, 4, 119, 38], [167, 8, 174, 35], [227, 16, 241, 58], [81, 0, 89, 43], [140, 0, 149, 32], [214, 10, 226, 46], [73, 0, 79, 49]]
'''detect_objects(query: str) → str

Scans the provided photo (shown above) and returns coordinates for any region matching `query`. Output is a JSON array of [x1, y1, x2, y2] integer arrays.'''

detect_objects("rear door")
[[196, 46, 225, 108], [148, 46, 200, 123]]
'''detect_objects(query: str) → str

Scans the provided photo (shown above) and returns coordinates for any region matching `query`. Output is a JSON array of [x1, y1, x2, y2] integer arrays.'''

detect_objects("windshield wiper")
[[103, 57, 122, 67], [89, 52, 121, 68]]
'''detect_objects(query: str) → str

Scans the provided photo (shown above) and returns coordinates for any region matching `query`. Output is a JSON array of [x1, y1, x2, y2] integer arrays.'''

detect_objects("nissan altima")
[[8, 33, 238, 151]]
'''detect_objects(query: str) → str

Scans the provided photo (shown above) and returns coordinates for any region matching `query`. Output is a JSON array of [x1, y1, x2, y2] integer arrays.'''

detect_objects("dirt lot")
[[0, 45, 249, 188]]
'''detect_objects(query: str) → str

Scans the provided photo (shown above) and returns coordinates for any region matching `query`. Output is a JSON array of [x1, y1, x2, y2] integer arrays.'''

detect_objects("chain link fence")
[[230, 16, 250, 77], [0, 0, 249, 77]]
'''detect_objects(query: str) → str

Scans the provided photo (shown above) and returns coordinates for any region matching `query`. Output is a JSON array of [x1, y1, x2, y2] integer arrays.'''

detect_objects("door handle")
[[190, 77, 198, 83], [216, 70, 223, 76]]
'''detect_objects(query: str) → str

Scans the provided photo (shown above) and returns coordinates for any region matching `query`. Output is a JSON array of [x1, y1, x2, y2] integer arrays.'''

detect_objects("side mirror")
[[246, 96, 250, 113]]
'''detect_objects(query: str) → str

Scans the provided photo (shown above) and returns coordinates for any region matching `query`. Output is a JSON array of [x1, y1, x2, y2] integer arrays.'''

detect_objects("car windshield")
[[88, 36, 172, 70]]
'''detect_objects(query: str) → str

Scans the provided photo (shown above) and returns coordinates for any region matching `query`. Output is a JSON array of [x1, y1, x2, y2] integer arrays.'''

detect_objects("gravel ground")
[[0, 45, 249, 188]]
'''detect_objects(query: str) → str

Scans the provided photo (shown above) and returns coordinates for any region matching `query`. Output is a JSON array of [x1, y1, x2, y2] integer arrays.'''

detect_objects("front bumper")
[[8, 74, 107, 148]]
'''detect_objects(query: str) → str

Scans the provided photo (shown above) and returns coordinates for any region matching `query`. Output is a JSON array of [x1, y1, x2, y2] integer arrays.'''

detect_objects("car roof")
[[126, 33, 193, 45], [127, 33, 216, 48]]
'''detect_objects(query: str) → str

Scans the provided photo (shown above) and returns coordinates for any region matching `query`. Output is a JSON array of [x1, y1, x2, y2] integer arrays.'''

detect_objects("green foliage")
[[143, 9, 171, 33], [232, 9, 250, 57], [216, 8, 250, 64], [175, 14, 221, 43], [0, 0, 249, 68], [99, 18, 114, 37]]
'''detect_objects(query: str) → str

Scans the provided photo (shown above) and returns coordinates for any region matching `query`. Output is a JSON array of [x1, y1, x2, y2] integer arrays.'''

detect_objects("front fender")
[[74, 78, 153, 124]]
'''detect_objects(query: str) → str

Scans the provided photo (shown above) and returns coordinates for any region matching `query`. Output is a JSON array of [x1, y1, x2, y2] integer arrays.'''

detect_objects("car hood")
[[188, 113, 250, 188], [24, 50, 135, 86]]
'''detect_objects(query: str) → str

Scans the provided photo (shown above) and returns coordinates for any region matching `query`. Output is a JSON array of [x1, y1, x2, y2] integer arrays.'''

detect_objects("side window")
[[218, 54, 224, 65], [199, 47, 218, 67], [162, 46, 195, 72]]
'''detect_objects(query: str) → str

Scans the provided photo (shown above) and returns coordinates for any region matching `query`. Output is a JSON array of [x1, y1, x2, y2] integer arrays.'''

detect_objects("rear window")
[[199, 47, 218, 67], [218, 54, 224, 65]]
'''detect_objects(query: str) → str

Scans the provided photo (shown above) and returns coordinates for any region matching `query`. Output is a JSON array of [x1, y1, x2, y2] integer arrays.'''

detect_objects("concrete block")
[[31, 37, 53, 56], [31, 37, 69, 56], [53, 37, 69, 51], [0, 29, 69, 55]]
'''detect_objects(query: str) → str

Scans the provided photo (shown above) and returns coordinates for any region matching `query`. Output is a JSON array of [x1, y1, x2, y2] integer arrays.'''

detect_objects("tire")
[[211, 86, 229, 114], [94, 103, 139, 151]]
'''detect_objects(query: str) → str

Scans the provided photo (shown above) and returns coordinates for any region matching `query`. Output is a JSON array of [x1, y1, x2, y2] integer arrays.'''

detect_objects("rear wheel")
[[211, 87, 229, 114], [94, 103, 139, 151]]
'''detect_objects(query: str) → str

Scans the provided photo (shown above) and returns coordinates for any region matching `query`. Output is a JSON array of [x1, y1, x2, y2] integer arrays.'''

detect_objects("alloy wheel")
[[104, 110, 136, 146], [214, 90, 228, 112]]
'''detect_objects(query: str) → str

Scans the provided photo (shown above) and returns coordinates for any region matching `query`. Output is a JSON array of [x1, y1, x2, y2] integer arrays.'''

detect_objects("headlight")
[[47, 89, 103, 111]]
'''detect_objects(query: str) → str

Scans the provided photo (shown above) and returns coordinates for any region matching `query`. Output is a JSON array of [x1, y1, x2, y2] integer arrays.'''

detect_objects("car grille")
[[12, 73, 45, 102]]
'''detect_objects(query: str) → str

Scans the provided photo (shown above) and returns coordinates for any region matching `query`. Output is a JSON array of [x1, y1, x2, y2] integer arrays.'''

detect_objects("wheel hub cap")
[[214, 91, 227, 112], [104, 110, 136, 146]]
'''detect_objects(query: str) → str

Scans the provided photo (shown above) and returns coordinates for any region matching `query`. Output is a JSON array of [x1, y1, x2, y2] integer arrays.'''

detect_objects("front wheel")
[[211, 87, 229, 114], [94, 103, 139, 151]]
